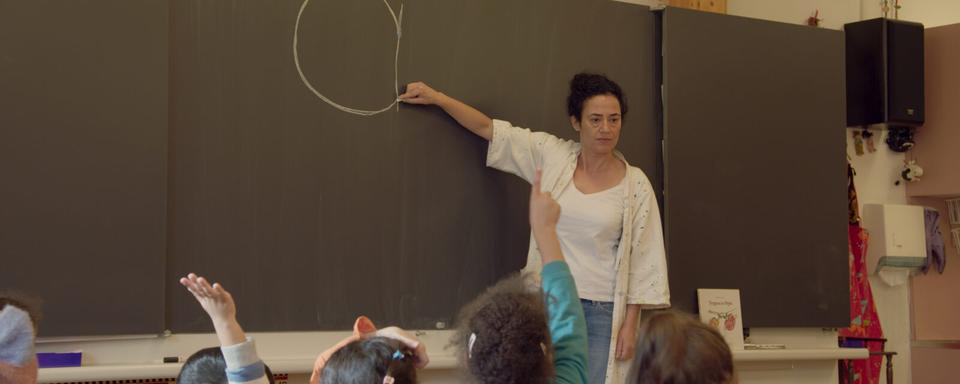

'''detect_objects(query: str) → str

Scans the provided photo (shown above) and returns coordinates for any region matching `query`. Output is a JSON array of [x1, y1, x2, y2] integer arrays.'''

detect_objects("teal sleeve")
[[541, 261, 588, 384]]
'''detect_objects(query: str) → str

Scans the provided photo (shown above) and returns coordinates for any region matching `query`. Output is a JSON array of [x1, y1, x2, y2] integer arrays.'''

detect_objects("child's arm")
[[180, 273, 269, 384], [529, 170, 563, 265], [528, 171, 589, 384], [541, 262, 588, 384]]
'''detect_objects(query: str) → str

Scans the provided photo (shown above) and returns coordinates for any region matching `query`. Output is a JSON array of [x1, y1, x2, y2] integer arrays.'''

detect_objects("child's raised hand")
[[529, 169, 560, 231], [180, 273, 237, 324]]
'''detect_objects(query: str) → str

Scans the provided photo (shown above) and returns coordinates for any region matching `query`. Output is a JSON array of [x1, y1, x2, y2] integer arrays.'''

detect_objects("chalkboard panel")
[[661, 8, 849, 327], [0, 0, 168, 337], [167, 0, 658, 332]]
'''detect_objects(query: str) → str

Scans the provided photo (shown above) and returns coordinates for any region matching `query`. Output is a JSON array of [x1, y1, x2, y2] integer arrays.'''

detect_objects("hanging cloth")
[[839, 163, 885, 384], [920, 207, 946, 274], [839, 225, 886, 384], [848, 164, 861, 224]]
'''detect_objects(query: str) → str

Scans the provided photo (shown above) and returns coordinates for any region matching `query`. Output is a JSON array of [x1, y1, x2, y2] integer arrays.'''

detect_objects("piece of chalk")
[[163, 356, 180, 363]]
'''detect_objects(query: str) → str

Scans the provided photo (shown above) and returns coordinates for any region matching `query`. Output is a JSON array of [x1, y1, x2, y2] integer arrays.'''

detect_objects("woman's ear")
[[570, 115, 580, 132]]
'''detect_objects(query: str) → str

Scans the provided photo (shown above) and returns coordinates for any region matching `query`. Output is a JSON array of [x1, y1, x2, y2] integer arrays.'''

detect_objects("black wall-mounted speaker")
[[845, 18, 924, 127]]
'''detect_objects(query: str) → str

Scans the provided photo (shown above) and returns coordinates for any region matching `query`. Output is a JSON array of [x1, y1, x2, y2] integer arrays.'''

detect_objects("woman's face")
[[571, 94, 622, 155]]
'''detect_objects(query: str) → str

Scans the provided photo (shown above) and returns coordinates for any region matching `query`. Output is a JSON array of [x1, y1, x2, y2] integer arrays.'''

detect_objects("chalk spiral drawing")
[[293, 0, 404, 116]]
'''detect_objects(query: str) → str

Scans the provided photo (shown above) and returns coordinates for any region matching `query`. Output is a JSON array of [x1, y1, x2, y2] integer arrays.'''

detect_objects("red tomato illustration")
[[725, 314, 737, 331]]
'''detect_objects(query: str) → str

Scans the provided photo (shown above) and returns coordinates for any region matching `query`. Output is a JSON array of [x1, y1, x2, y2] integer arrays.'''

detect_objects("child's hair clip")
[[468, 332, 477, 359], [392, 349, 405, 360]]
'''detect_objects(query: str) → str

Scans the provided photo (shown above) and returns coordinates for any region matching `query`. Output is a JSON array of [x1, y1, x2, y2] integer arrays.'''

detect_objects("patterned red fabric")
[[839, 224, 884, 384]]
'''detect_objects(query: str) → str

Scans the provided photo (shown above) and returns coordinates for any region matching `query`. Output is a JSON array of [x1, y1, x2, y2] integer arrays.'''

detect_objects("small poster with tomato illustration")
[[697, 289, 744, 350]]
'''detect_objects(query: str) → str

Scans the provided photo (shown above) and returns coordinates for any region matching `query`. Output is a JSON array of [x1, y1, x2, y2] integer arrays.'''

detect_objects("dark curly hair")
[[321, 336, 417, 384], [450, 273, 553, 384], [566, 72, 628, 121], [0, 291, 42, 332], [634, 311, 735, 384], [177, 347, 276, 384]]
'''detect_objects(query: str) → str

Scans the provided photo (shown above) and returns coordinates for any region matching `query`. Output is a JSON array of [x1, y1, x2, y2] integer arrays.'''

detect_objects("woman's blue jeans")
[[581, 299, 614, 384]]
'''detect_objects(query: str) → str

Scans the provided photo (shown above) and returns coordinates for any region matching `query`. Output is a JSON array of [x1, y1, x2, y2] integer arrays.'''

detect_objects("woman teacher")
[[400, 73, 670, 384]]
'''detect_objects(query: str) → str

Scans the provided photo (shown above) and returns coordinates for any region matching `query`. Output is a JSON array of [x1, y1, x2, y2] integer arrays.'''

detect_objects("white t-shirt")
[[555, 177, 626, 302]]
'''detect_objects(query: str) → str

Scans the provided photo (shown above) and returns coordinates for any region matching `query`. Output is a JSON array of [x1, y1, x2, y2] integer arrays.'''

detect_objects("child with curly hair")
[[451, 170, 588, 384]]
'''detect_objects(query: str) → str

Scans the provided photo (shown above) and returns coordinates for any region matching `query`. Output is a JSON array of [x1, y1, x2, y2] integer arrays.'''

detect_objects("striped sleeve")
[[221, 337, 269, 384]]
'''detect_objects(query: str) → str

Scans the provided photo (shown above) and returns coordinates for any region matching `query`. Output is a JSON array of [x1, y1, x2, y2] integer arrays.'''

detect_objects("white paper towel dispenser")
[[862, 204, 927, 285]]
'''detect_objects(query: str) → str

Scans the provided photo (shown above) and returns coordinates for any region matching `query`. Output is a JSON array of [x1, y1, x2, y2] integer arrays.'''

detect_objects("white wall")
[[861, 0, 960, 27], [849, 130, 912, 384], [728, 0, 860, 30], [616, 0, 862, 30]]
